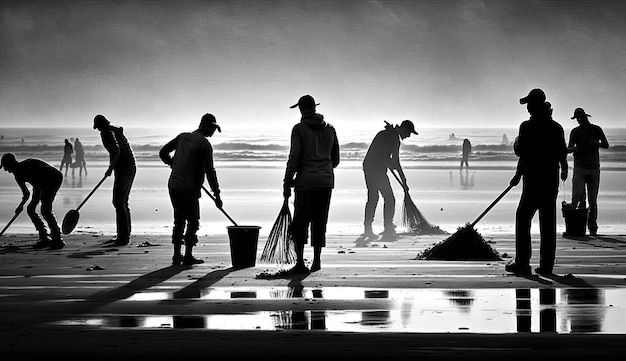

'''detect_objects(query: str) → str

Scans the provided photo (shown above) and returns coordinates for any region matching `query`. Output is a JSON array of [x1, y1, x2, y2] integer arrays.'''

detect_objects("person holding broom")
[[159, 113, 223, 266], [506, 88, 568, 276], [1, 153, 65, 250], [362, 120, 418, 238], [283, 94, 340, 274]]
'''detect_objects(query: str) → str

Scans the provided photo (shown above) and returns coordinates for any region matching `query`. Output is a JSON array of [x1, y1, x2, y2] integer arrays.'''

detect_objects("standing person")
[[73, 138, 88, 176], [159, 113, 223, 266], [507, 88, 568, 276], [460, 138, 471, 170], [567, 107, 609, 236], [362, 120, 418, 238], [1, 153, 65, 249], [93, 114, 136, 247], [283, 94, 339, 273], [60, 138, 73, 177]]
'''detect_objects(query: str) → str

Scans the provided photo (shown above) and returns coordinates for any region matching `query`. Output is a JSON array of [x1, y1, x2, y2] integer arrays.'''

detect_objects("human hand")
[[283, 183, 291, 199], [214, 195, 223, 209], [15, 204, 23, 214], [560, 169, 568, 181], [105, 166, 113, 177], [510, 174, 521, 186]]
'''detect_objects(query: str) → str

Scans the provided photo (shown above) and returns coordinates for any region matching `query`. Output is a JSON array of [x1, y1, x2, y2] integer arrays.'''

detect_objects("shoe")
[[105, 239, 129, 247], [360, 230, 378, 238], [172, 254, 184, 265], [283, 264, 310, 275], [311, 260, 321, 272], [589, 229, 598, 236], [33, 238, 52, 250], [48, 239, 66, 250], [505, 262, 531, 275], [182, 255, 204, 265], [535, 267, 553, 276]]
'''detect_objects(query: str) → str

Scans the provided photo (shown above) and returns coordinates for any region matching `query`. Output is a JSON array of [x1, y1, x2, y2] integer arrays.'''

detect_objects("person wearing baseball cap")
[[159, 113, 223, 266], [1, 153, 65, 250], [362, 119, 418, 239], [567, 107, 609, 236], [283, 94, 339, 274], [506, 88, 568, 276]]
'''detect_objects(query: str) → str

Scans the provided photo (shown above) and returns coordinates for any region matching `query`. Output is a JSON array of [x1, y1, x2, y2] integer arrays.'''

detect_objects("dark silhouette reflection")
[[564, 288, 605, 333], [516, 288, 531, 332], [173, 315, 205, 329], [459, 170, 475, 188], [116, 316, 139, 328], [364, 290, 389, 299], [444, 290, 474, 312], [361, 310, 391, 326], [539, 288, 556, 333], [230, 291, 257, 298]]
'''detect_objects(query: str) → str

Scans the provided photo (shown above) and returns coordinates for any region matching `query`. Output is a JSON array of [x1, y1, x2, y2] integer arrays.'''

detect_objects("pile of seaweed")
[[415, 223, 502, 261]]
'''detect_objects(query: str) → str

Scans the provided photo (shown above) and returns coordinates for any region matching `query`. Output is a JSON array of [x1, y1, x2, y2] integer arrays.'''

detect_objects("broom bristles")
[[260, 202, 297, 264], [402, 192, 447, 235]]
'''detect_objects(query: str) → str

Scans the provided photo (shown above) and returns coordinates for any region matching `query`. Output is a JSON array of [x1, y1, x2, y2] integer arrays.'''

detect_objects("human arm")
[[203, 142, 222, 208], [283, 127, 301, 199], [100, 130, 119, 177], [159, 136, 178, 167], [331, 130, 340, 169], [14, 176, 29, 214], [598, 128, 609, 149]]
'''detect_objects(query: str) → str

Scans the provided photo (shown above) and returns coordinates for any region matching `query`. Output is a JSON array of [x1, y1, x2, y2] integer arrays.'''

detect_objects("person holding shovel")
[[362, 120, 418, 238], [283, 94, 340, 274], [93, 114, 136, 247], [159, 113, 223, 266], [507, 89, 568, 276], [1, 153, 65, 249], [567, 107, 609, 236]]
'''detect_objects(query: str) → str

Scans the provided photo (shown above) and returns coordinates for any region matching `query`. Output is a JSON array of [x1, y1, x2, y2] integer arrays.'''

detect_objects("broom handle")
[[389, 168, 408, 191], [201, 185, 238, 226], [470, 184, 514, 228]]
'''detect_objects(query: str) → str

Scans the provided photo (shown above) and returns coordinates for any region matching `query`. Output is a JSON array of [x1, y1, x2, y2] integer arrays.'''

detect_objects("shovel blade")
[[62, 209, 80, 235]]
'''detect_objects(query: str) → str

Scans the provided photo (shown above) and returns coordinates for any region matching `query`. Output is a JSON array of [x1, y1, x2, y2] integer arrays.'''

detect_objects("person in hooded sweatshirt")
[[93, 114, 136, 247], [283, 94, 340, 274], [362, 120, 418, 238]]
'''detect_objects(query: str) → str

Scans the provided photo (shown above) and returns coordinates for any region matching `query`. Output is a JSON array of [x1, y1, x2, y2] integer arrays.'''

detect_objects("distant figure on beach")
[[283, 94, 339, 274], [448, 132, 457, 141], [59, 138, 73, 177], [507, 88, 568, 276], [73, 138, 87, 176], [362, 120, 418, 238], [502, 133, 509, 145], [93, 114, 136, 247], [1, 153, 65, 249], [460, 138, 471, 170], [159, 113, 223, 266], [567, 107, 609, 236]]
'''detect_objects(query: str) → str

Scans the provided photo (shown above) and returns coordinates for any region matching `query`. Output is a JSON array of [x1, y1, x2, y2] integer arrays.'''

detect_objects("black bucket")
[[562, 203, 589, 236], [227, 226, 261, 268]]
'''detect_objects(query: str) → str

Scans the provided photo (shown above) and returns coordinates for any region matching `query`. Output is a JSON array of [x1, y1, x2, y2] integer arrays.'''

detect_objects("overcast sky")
[[1, 0, 625, 132]]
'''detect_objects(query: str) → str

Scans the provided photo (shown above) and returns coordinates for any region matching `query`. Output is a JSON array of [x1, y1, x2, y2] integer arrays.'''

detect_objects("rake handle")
[[0, 210, 21, 237], [470, 184, 514, 228], [201, 185, 238, 226]]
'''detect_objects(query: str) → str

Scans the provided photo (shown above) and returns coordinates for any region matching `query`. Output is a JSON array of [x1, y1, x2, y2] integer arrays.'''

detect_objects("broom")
[[389, 169, 447, 235], [260, 199, 296, 264]]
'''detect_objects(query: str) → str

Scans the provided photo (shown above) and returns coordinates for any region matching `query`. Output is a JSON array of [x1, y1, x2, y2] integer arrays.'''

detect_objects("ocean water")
[[1, 126, 625, 236]]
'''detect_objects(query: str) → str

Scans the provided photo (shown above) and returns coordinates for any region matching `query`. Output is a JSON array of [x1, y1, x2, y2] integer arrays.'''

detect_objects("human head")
[[397, 120, 418, 139], [0, 153, 18, 173], [520, 88, 548, 116], [289, 94, 319, 113], [571, 107, 591, 121], [93, 114, 110, 130], [199, 113, 221, 136]]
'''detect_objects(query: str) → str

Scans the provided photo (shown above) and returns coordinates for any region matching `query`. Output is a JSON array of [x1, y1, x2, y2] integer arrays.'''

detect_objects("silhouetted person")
[[159, 113, 223, 266], [60, 138, 73, 177], [567, 107, 609, 236], [93, 114, 136, 246], [502, 133, 509, 145], [1, 153, 65, 249], [283, 94, 339, 273], [73, 138, 87, 176], [507, 89, 568, 276], [460, 138, 471, 170], [362, 120, 418, 237]]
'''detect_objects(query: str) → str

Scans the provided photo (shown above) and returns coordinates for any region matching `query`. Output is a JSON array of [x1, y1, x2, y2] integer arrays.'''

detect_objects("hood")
[[301, 112, 326, 128]]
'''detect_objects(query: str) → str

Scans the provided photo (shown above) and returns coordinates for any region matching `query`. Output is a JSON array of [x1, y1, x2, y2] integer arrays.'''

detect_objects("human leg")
[[41, 179, 64, 249], [587, 169, 600, 235], [379, 173, 396, 235], [27, 188, 51, 249], [310, 189, 331, 271], [363, 170, 379, 236], [169, 189, 186, 264], [289, 190, 312, 273], [537, 194, 557, 272], [182, 198, 203, 265], [571, 168, 587, 208], [111, 166, 135, 245], [507, 188, 536, 274]]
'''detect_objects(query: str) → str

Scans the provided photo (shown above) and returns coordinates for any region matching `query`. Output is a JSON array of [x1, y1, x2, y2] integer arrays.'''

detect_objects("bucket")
[[227, 226, 261, 268], [562, 203, 589, 236]]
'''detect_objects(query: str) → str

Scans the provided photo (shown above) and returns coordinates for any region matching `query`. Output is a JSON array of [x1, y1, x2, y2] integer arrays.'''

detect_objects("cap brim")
[[289, 104, 298, 109], [412, 131, 418, 135], [519, 97, 528, 105]]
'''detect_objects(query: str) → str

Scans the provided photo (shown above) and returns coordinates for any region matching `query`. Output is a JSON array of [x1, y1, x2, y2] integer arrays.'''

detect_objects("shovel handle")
[[470, 184, 514, 228], [201, 185, 238, 226], [76, 174, 108, 211], [0, 211, 21, 237]]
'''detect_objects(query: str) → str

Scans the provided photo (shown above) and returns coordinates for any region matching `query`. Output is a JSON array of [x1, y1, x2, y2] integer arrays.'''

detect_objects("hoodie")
[[284, 112, 340, 190]]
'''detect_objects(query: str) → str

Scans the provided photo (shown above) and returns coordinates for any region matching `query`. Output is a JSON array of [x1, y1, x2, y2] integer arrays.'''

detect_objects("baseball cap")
[[289, 95, 320, 109], [200, 113, 221, 132], [399, 120, 418, 135], [519, 88, 546, 105], [571, 107, 591, 119]]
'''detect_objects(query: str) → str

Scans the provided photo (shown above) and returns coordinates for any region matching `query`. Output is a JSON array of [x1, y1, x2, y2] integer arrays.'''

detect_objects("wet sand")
[[2, 230, 626, 359]]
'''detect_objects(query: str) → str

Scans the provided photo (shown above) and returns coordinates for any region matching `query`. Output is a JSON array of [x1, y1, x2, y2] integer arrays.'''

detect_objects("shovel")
[[0, 210, 22, 237], [62, 174, 109, 234]]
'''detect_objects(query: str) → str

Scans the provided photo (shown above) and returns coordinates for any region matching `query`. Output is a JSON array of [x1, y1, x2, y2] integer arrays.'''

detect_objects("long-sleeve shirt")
[[100, 125, 135, 170], [568, 122, 609, 169], [159, 130, 220, 196], [13, 159, 63, 197], [284, 112, 339, 190], [514, 114, 568, 180], [363, 128, 401, 171]]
